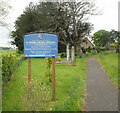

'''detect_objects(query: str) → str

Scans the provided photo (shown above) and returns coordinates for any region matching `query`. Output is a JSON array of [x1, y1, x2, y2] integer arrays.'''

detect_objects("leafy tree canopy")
[[92, 30, 115, 47], [110, 29, 120, 53], [11, 1, 98, 51]]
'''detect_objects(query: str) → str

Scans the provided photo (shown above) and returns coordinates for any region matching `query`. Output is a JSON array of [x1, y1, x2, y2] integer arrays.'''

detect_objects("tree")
[[0, 0, 11, 26], [57, 1, 97, 51], [110, 29, 120, 42], [110, 30, 120, 53], [11, 2, 60, 51], [92, 30, 111, 47], [11, 1, 98, 52]]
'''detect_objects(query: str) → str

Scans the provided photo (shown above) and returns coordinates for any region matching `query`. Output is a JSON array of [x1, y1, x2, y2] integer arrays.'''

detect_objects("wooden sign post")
[[24, 32, 58, 101], [52, 57, 56, 101], [28, 58, 31, 90]]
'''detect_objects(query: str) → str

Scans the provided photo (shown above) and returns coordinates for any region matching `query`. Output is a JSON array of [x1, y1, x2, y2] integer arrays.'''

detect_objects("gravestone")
[[71, 46, 75, 62], [66, 43, 70, 61]]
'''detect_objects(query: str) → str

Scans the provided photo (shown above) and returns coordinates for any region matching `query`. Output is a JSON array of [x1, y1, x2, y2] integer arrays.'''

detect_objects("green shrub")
[[2, 52, 18, 85], [45, 57, 52, 83], [79, 52, 97, 58], [45, 56, 62, 83], [55, 56, 62, 62], [59, 53, 67, 58]]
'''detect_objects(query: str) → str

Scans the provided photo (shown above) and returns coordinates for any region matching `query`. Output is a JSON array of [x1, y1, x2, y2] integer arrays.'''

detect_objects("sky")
[[0, 0, 119, 47]]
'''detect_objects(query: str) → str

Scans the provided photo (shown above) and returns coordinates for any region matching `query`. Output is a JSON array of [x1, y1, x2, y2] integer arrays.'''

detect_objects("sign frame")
[[24, 32, 58, 57]]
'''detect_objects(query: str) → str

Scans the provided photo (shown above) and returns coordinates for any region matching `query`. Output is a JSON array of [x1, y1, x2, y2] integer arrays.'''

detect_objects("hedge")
[[2, 52, 18, 85], [1, 51, 27, 86]]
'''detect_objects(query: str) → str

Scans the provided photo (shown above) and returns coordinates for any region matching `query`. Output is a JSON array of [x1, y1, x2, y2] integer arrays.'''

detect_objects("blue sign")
[[24, 33, 58, 57]]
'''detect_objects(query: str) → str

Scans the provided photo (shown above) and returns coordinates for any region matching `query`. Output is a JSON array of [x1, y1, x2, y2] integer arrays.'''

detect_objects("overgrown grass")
[[98, 51, 119, 89], [2, 57, 87, 111], [54, 58, 86, 111]]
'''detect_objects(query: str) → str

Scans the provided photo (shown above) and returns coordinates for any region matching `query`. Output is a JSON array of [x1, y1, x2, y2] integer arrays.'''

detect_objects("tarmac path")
[[85, 56, 119, 111]]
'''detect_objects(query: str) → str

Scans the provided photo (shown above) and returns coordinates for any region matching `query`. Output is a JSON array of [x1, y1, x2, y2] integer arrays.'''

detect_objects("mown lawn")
[[2, 57, 87, 111], [98, 51, 119, 89]]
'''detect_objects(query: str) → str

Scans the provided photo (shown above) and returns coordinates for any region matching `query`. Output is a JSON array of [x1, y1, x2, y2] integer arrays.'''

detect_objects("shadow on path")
[[84, 56, 119, 111]]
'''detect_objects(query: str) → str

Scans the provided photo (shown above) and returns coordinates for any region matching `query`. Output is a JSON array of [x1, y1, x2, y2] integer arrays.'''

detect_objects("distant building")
[[81, 38, 94, 48]]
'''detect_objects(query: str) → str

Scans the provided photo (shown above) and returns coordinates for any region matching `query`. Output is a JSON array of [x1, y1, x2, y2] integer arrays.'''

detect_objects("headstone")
[[71, 46, 75, 62], [66, 44, 70, 61]]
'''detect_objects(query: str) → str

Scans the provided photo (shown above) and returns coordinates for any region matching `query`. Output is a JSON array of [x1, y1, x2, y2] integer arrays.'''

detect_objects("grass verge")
[[98, 51, 119, 89], [2, 57, 87, 111]]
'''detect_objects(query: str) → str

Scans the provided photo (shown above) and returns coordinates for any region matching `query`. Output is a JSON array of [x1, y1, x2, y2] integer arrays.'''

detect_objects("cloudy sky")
[[0, 0, 119, 47]]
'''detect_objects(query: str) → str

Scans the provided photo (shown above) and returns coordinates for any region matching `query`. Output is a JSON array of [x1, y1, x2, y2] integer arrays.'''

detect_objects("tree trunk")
[[75, 45, 81, 56]]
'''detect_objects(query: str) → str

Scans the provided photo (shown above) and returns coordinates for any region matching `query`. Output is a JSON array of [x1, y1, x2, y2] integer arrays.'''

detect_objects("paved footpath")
[[85, 56, 119, 111]]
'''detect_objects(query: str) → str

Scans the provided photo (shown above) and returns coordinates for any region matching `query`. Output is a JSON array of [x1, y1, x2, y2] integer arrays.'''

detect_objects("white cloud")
[[89, 0, 119, 34]]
